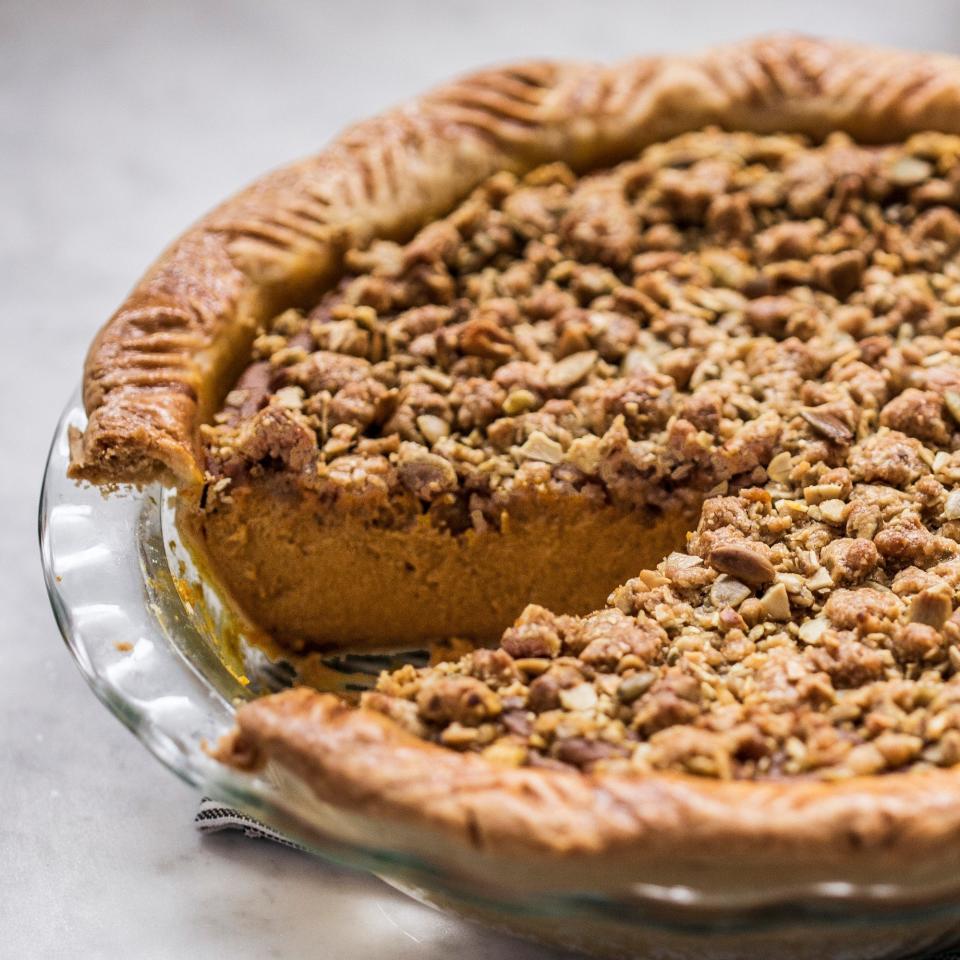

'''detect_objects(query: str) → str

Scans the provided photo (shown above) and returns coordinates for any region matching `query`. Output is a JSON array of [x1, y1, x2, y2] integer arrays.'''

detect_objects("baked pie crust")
[[70, 35, 960, 878]]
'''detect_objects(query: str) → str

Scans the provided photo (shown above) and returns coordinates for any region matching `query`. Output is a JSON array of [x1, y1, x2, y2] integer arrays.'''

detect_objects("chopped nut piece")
[[514, 657, 551, 676], [637, 568, 670, 588], [777, 572, 805, 595], [819, 499, 847, 524], [617, 672, 656, 703], [767, 451, 792, 484], [459, 316, 514, 359], [806, 567, 834, 592], [889, 156, 932, 186], [760, 582, 791, 620], [945, 490, 960, 520], [545, 350, 597, 390], [710, 575, 753, 608], [274, 386, 304, 410], [800, 409, 852, 443], [622, 348, 653, 375], [440, 723, 479, 748], [502, 389, 537, 415], [565, 435, 603, 474], [908, 585, 953, 628], [798, 617, 829, 645], [559, 683, 599, 712], [874, 732, 923, 768], [843, 743, 886, 776], [665, 552, 702, 571], [482, 740, 527, 766], [516, 431, 564, 464], [708, 542, 776, 586], [397, 445, 458, 498], [416, 414, 450, 445], [946, 392, 960, 426], [803, 483, 844, 505]]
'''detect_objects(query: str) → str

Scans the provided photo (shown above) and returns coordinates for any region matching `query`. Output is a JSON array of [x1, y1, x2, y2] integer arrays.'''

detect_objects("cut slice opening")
[[178, 483, 698, 653]]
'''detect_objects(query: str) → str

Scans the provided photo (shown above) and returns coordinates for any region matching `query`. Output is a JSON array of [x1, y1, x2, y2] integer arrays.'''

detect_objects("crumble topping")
[[208, 127, 960, 778], [205, 128, 960, 530], [365, 463, 960, 780]]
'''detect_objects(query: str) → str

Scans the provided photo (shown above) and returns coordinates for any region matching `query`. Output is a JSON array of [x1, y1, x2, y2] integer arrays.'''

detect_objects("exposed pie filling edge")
[[203, 128, 960, 782]]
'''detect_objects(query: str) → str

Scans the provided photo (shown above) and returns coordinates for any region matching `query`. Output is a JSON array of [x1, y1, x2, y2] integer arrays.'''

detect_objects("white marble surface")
[[7, 2, 960, 957]]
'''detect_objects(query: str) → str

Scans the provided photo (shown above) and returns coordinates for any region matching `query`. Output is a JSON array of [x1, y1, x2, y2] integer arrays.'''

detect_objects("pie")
[[70, 36, 960, 883]]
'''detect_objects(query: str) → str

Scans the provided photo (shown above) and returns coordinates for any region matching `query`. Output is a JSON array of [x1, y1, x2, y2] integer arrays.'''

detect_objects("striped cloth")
[[195, 797, 307, 850]]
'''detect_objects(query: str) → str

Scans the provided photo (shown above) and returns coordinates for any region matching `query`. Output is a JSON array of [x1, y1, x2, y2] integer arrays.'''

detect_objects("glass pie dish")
[[40, 391, 960, 960]]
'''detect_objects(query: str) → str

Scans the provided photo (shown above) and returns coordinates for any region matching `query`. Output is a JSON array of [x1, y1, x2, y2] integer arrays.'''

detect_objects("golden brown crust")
[[216, 687, 960, 883], [72, 34, 960, 484]]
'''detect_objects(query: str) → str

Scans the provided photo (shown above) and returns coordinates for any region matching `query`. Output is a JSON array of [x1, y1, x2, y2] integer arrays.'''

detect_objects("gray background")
[[6, 1, 960, 957]]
